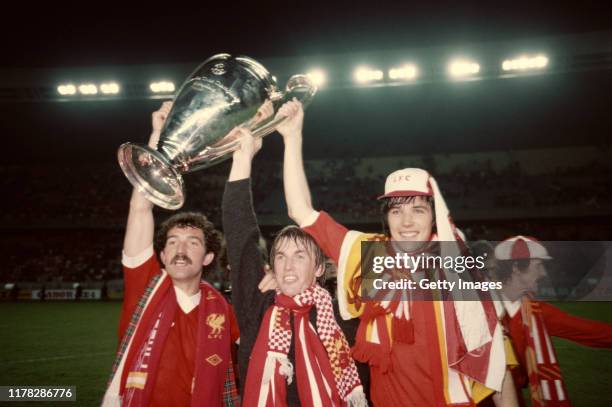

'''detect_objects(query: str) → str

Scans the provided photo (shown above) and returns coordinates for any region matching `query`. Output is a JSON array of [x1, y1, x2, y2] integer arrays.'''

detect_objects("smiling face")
[[272, 237, 324, 297], [160, 226, 214, 285], [385, 196, 434, 252]]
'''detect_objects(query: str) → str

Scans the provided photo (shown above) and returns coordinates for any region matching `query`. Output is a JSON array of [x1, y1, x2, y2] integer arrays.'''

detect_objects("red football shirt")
[[304, 211, 451, 407]]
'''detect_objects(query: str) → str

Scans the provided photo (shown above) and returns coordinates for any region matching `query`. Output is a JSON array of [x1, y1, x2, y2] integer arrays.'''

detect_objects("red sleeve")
[[302, 211, 349, 263], [541, 302, 612, 348], [118, 255, 161, 341]]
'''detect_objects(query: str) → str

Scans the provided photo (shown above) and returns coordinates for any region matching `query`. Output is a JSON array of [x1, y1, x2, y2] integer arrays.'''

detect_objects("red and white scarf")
[[104, 273, 235, 407], [338, 231, 504, 403], [244, 284, 367, 406], [522, 296, 570, 407]]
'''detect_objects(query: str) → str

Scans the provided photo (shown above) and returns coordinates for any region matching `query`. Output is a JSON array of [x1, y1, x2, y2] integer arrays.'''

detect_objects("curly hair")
[[155, 212, 222, 273]]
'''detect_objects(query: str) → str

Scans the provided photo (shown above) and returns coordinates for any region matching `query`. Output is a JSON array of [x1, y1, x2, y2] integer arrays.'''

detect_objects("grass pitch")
[[0, 301, 611, 406]]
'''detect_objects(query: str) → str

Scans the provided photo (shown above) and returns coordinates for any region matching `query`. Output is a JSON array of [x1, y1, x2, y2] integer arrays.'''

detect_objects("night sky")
[[2, 2, 612, 162], [3, 2, 611, 67]]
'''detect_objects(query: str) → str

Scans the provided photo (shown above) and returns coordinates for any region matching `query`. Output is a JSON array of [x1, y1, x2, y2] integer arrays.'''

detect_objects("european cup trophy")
[[117, 53, 317, 209]]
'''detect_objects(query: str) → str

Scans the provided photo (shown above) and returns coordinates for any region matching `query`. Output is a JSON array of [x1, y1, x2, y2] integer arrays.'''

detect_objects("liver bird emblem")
[[206, 313, 225, 339]]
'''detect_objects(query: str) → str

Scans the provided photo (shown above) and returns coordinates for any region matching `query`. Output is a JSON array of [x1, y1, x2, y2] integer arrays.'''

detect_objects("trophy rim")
[[236, 55, 278, 89], [117, 142, 185, 210], [177, 53, 278, 98]]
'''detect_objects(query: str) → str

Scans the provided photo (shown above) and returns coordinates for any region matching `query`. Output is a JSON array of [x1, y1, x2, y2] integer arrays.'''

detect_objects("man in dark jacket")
[[222, 112, 367, 406]]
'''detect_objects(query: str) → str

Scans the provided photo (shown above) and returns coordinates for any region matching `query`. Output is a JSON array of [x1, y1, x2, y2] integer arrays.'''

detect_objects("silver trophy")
[[117, 53, 317, 209]]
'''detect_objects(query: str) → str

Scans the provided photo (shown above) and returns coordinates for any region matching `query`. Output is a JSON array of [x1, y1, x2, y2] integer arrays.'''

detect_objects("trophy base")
[[117, 143, 185, 210]]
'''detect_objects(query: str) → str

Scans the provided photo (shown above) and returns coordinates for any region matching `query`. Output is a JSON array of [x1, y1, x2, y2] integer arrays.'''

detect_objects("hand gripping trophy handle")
[[117, 54, 317, 210], [195, 74, 316, 161], [252, 74, 316, 138]]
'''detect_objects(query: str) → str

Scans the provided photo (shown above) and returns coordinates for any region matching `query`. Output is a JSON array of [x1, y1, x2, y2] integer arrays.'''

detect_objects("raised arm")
[[222, 126, 274, 388], [277, 99, 317, 226], [223, 127, 266, 314], [123, 102, 172, 256]]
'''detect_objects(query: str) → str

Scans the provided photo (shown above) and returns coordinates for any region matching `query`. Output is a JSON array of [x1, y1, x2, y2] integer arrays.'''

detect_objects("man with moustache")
[[103, 102, 240, 407], [493, 236, 612, 406]]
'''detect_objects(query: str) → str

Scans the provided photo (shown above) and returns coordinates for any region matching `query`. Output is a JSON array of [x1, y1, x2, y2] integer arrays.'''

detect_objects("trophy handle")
[[251, 74, 317, 139]]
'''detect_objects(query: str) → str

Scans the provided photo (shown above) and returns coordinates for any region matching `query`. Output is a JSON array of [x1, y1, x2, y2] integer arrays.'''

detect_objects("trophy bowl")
[[118, 53, 317, 209]]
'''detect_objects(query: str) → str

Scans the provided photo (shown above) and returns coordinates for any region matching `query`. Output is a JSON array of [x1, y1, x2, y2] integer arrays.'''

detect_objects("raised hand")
[[275, 98, 304, 140], [149, 101, 173, 148]]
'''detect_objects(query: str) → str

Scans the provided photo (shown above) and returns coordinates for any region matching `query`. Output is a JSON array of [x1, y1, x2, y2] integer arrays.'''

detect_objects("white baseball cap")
[[378, 168, 433, 200], [495, 235, 552, 260], [378, 168, 459, 248]]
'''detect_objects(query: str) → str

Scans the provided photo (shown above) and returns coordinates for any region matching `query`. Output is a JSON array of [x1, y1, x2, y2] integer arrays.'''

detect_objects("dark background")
[[2, 1, 612, 161], [1, 2, 611, 280]]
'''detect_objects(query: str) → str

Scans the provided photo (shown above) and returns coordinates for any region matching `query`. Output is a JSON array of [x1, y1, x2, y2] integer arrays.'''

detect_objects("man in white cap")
[[277, 100, 506, 406], [493, 236, 612, 407]]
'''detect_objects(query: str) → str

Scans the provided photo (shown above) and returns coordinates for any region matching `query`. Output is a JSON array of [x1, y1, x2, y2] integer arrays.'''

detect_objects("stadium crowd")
[[2, 147, 610, 286]]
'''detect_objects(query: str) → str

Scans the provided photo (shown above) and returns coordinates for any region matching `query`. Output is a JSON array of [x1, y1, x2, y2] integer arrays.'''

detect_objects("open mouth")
[[398, 231, 419, 239], [283, 275, 298, 283], [171, 255, 192, 266]]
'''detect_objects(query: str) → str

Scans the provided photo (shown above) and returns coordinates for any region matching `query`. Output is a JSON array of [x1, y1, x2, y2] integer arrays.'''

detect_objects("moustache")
[[171, 254, 193, 265]]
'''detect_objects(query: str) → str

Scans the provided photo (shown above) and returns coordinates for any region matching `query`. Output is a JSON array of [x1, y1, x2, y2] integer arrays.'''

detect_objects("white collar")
[[174, 286, 200, 314], [500, 293, 522, 318]]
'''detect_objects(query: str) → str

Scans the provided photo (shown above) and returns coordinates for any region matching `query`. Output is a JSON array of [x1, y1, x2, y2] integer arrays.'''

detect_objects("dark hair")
[[155, 212, 222, 273], [496, 259, 531, 283], [380, 195, 436, 236], [270, 226, 326, 282]]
